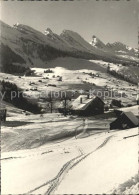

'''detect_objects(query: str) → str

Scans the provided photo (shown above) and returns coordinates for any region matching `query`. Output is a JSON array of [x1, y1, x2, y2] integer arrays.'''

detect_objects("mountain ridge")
[[90, 35, 138, 58], [0, 20, 138, 74]]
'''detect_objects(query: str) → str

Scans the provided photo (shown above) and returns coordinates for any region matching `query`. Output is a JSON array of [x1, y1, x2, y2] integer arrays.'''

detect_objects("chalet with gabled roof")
[[110, 111, 138, 130], [70, 95, 105, 116]]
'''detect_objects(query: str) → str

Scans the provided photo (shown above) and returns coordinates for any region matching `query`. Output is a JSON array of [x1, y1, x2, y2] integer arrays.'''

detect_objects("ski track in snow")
[[26, 135, 113, 195]]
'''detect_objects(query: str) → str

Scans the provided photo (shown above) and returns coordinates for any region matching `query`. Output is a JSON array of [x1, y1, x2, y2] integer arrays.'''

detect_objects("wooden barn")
[[0, 104, 7, 122], [70, 95, 105, 116], [110, 111, 138, 130]]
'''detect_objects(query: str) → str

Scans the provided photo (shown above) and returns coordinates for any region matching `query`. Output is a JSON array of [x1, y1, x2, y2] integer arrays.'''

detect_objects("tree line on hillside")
[[0, 80, 71, 114], [107, 65, 138, 85], [21, 38, 100, 61], [1, 38, 137, 75], [23, 40, 135, 65], [0, 80, 41, 113], [1, 43, 32, 74]]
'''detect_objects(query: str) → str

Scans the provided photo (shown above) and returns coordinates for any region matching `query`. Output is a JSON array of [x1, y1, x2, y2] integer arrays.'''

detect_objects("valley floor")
[[0, 57, 138, 109]]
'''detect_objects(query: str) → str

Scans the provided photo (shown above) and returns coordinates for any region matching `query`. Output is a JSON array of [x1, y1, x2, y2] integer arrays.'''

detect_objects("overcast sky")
[[1, 0, 139, 48]]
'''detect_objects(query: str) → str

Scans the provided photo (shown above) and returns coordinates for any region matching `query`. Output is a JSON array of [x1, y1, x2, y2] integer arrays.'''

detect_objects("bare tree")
[[61, 94, 71, 116]]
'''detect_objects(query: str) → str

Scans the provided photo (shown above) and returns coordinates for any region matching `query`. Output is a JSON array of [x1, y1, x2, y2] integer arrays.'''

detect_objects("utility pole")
[[61, 94, 68, 116], [64, 97, 67, 116]]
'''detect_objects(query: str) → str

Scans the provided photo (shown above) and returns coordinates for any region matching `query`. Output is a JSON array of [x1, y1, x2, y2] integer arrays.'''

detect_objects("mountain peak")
[[90, 35, 106, 49], [44, 28, 53, 36], [13, 22, 20, 28], [61, 29, 81, 37]]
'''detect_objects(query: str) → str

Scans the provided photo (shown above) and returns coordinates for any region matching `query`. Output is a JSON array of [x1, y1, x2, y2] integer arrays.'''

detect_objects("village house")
[[110, 111, 138, 130], [69, 95, 105, 116]]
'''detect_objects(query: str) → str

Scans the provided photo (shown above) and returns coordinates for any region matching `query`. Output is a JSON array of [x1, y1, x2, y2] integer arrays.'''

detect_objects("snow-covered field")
[[1, 124, 138, 194], [55, 128, 138, 194], [1, 101, 113, 152], [1, 102, 139, 194], [0, 57, 138, 107]]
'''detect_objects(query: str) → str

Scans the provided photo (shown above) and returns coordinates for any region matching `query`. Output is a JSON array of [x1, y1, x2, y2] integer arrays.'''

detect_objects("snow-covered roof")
[[118, 106, 138, 116], [71, 95, 104, 111], [121, 112, 138, 126]]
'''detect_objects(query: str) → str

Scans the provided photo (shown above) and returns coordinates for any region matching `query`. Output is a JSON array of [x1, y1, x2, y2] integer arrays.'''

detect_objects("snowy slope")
[[55, 128, 138, 194], [1, 124, 138, 194]]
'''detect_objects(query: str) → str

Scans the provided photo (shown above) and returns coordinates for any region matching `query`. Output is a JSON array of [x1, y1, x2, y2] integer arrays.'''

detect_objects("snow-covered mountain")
[[90, 35, 138, 59], [0, 20, 138, 74], [106, 42, 138, 58], [60, 30, 96, 52], [106, 42, 136, 53], [44, 28, 53, 36], [0, 21, 76, 73], [60, 30, 115, 59]]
